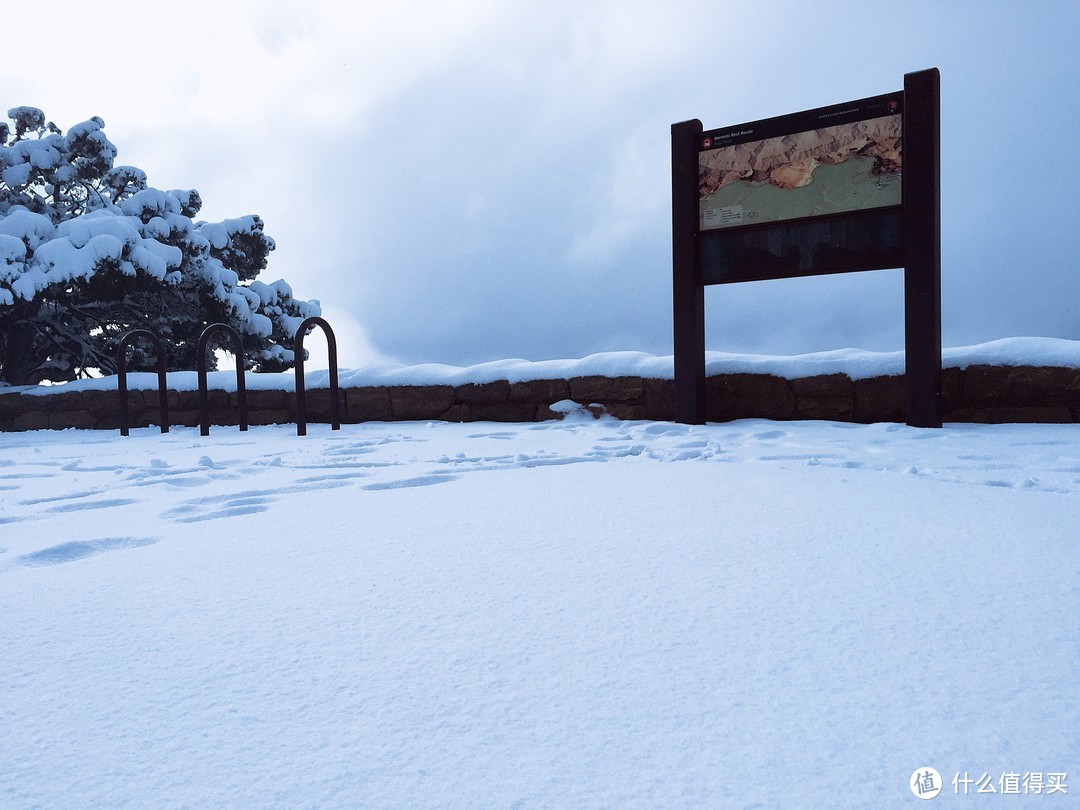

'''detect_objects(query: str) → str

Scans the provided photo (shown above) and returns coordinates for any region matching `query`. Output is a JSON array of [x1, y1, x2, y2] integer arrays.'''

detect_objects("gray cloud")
[[7, 1, 1078, 368]]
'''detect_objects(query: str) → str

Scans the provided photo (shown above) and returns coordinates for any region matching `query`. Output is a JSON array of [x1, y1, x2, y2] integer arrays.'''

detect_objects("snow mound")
[[4, 337, 1078, 395]]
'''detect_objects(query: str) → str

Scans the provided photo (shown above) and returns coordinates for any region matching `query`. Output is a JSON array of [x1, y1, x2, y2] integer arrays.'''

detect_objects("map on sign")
[[698, 114, 902, 231]]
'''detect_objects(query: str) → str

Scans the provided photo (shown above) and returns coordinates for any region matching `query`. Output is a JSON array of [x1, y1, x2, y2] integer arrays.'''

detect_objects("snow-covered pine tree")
[[0, 106, 319, 385]]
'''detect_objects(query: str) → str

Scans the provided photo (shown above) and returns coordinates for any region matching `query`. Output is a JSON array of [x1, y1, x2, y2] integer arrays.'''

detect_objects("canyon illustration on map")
[[699, 114, 902, 230]]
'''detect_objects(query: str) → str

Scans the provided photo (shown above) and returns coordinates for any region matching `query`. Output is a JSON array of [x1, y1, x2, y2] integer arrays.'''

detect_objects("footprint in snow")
[[164, 496, 273, 523], [19, 489, 105, 506], [44, 498, 140, 513], [640, 423, 691, 437], [161, 480, 354, 524], [18, 536, 161, 567], [363, 473, 458, 491], [753, 430, 787, 440]]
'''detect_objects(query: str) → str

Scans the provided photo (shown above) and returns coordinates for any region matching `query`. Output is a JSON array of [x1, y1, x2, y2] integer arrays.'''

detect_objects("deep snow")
[[1, 412, 1077, 807]]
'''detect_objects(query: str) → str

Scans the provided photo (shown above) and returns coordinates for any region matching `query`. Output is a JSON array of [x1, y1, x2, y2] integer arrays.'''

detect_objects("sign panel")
[[671, 69, 941, 427], [698, 93, 903, 232], [699, 207, 903, 284], [694, 93, 906, 286]]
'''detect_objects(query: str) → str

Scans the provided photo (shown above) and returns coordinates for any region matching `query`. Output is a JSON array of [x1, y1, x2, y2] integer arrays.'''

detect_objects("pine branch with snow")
[[0, 107, 319, 384]]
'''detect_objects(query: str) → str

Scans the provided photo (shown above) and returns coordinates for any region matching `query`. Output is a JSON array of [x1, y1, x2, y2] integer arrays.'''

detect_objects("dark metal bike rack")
[[197, 323, 248, 436], [293, 316, 340, 436], [117, 329, 169, 436]]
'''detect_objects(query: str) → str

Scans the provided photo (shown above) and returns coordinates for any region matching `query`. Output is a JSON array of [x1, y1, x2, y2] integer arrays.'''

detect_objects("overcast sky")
[[8, 0, 1079, 368]]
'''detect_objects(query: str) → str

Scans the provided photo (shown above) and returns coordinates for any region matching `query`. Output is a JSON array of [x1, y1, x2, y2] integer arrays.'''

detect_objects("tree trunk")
[[1, 312, 41, 386]]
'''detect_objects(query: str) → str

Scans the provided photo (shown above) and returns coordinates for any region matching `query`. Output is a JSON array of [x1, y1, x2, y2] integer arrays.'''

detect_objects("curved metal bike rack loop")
[[117, 329, 169, 437], [293, 316, 340, 436], [197, 324, 248, 436]]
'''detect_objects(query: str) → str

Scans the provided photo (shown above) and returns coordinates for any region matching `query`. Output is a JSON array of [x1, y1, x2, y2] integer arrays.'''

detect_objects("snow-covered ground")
[[1, 411, 1077, 807]]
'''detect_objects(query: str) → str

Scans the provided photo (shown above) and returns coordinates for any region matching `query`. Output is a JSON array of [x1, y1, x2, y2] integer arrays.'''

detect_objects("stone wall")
[[1, 365, 1078, 433]]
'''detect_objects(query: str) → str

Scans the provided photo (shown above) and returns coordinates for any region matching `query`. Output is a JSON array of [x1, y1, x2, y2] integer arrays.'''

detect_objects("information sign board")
[[671, 69, 941, 426], [699, 94, 902, 233]]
